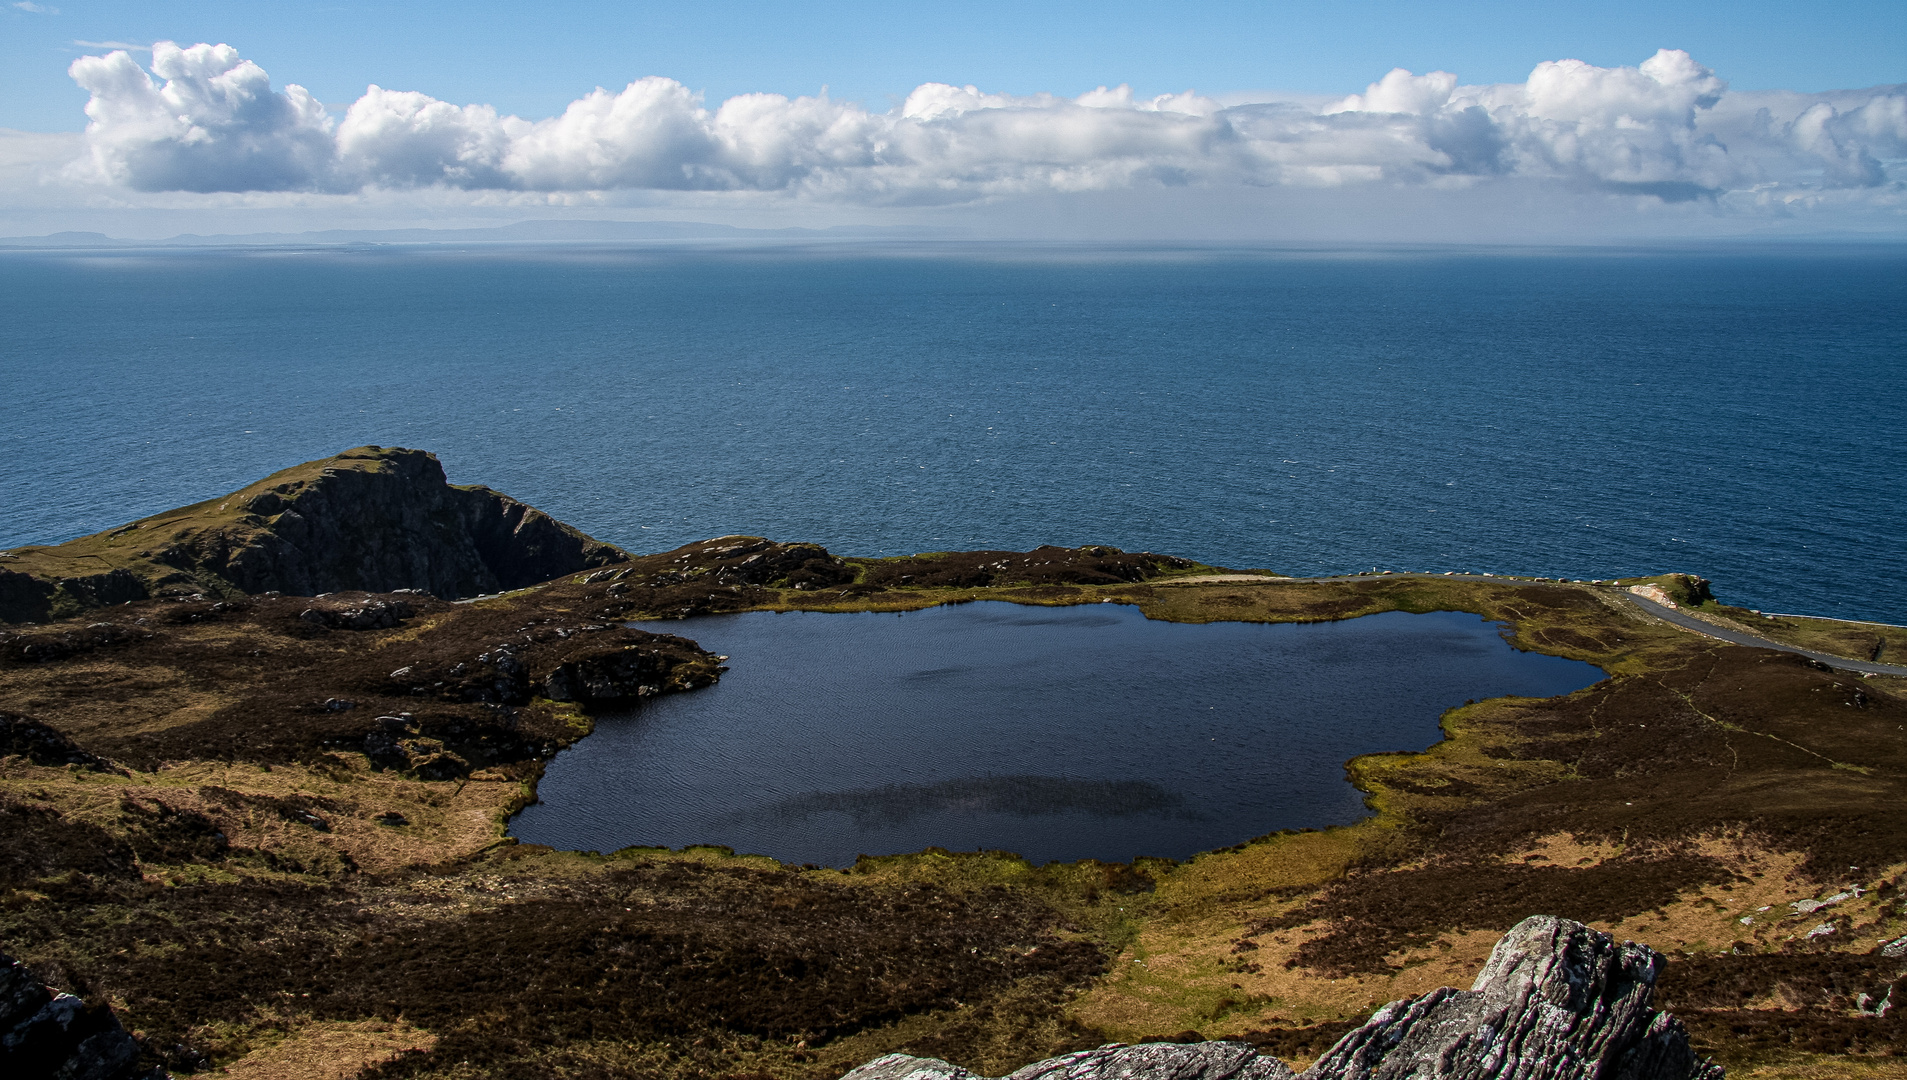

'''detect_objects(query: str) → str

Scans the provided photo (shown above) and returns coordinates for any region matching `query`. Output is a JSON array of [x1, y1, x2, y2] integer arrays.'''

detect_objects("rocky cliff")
[[0, 447, 627, 623], [843, 916, 1722, 1080]]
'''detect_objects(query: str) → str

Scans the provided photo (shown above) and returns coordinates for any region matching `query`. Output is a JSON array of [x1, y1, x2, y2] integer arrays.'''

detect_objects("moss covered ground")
[[3, 540, 1904, 1078]]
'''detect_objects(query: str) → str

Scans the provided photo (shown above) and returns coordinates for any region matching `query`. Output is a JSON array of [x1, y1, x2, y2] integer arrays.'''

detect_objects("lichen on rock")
[[842, 917, 1721, 1080]]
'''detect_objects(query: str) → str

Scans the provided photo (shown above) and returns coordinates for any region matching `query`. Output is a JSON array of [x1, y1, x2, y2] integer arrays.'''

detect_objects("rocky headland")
[[1, 448, 1904, 1080], [0, 446, 625, 624]]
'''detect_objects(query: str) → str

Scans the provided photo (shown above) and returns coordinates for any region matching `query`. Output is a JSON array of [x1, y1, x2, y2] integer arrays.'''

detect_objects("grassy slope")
[[3, 554, 1905, 1078]]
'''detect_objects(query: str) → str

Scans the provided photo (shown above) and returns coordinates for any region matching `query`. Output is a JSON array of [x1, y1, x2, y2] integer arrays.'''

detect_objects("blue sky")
[[5, 0, 1902, 132], [0, 1, 1902, 240]]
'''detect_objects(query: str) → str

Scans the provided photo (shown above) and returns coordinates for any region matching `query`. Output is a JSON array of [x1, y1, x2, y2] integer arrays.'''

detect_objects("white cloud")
[[69, 43, 335, 192], [14, 2, 59, 13], [55, 43, 1907, 214], [1332, 69, 1458, 116]]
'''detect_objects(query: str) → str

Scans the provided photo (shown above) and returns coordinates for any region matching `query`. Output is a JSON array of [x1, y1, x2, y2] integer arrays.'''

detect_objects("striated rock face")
[[0, 447, 627, 622], [1, 952, 167, 1080], [841, 917, 1720, 1080], [1301, 916, 1721, 1079], [847, 1042, 1297, 1080]]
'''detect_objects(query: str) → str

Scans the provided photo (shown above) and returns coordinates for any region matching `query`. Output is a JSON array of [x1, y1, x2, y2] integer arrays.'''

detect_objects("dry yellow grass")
[[1730, 1061, 1907, 1080], [217, 1018, 437, 1080], [0, 755, 523, 876]]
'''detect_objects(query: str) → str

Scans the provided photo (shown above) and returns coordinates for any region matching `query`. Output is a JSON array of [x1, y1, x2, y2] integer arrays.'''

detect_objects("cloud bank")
[[64, 42, 1907, 210]]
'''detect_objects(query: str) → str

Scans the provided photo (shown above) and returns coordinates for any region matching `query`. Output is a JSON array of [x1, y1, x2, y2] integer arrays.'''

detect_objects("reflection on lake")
[[509, 602, 1603, 866], [737, 775, 1201, 829]]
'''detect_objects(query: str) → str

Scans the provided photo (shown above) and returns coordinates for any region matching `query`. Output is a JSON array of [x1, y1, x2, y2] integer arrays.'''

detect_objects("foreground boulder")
[[0, 446, 626, 623], [848, 1042, 1295, 1080], [1305, 915, 1721, 1079], [842, 916, 1721, 1080], [1, 953, 167, 1079]]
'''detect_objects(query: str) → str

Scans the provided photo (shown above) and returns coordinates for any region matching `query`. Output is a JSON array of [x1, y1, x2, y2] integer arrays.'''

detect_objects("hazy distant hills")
[[0, 219, 947, 248]]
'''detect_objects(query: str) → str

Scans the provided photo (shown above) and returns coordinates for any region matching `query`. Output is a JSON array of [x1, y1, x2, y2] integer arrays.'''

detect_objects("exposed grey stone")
[[843, 1053, 978, 1080], [297, 596, 414, 630], [54, 1026, 143, 1080], [1882, 935, 1907, 959], [1791, 889, 1857, 915], [1298, 915, 1720, 1080], [842, 1043, 1295, 1080], [542, 648, 670, 703], [1008, 1042, 1296, 1080], [839, 917, 1720, 1080], [0, 953, 167, 1080]]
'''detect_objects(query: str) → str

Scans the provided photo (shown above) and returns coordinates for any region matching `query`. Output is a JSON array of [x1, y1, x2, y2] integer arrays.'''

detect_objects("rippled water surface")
[[509, 603, 1605, 865]]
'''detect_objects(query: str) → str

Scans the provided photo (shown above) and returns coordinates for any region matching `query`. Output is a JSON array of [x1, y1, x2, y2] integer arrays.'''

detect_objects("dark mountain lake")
[[508, 601, 1605, 866]]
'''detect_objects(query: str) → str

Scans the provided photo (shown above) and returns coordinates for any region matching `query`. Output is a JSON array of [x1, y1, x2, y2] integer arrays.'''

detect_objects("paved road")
[[1619, 591, 1907, 677]]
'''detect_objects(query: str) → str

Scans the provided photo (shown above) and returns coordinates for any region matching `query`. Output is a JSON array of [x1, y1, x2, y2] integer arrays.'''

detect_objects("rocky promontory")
[[0, 447, 626, 623]]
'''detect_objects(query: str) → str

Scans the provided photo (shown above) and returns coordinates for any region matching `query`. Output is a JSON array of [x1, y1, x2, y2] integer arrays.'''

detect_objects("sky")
[[1, 0, 1903, 241]]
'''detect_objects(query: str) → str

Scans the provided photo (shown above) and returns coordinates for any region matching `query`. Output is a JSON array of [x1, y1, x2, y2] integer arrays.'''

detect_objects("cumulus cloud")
[[65, 43, 1907, 207], [70, 43, 334, 192]]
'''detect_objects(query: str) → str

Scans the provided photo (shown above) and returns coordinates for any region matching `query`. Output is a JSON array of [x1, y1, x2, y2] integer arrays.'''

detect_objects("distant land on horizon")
[[6, 221, 1905, 251], [0, 219, 960, 249]]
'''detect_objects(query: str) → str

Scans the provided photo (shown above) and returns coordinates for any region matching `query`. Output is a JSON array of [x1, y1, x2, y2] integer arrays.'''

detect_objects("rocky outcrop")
[[204, 449, 626, 598], [296, 593, 418, 630], [0, 710, 113, 770], [1302, 916, 1721, 1079], [857, 545, 1195, 590], [0, 447, 627, 622], [1, 952, 167, 1080], [848, 1042, 1296, 1080], [374, 623, 720, 707], [0, 568, 146, 625], [627, 534, 859, 591], [842, 917, 1720, 1080]]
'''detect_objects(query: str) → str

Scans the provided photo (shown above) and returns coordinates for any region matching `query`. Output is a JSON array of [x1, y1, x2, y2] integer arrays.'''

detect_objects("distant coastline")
[[0, 219, 958, 249]]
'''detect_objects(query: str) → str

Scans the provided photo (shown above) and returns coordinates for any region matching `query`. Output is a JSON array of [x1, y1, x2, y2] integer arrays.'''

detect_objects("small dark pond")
[[509, 602, 1603, 866]]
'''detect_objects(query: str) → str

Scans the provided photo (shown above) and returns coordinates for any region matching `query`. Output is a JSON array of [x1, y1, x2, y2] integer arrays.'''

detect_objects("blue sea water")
[[2, 241, 1903, 622]]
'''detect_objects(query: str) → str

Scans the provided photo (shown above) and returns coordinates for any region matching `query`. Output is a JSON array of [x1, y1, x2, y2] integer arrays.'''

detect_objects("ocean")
[[2, 241, 1902, 622]]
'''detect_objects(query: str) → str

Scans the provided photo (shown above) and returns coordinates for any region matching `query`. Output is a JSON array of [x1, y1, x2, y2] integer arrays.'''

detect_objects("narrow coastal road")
[[1186, 570, 1907, 677], [1619, 591, 1907, 677]]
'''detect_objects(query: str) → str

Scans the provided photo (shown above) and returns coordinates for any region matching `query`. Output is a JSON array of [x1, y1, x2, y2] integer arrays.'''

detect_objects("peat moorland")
[[1, 448, 1903, 1080]]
